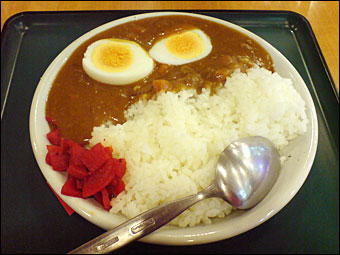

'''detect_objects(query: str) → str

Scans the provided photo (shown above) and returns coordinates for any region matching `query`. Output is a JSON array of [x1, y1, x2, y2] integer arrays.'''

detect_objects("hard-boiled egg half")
[[82, 39, 154, 85], [149, 29, 212, 65]]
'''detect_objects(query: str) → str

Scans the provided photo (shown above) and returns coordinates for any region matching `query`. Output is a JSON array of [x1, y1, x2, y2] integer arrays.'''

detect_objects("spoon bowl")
[[69, 136, 281, 254], [215, 136, 281, 209]]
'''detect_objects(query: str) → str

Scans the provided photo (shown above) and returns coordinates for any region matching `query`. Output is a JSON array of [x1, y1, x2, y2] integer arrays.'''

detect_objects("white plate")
[[29, 12, 318, 245]]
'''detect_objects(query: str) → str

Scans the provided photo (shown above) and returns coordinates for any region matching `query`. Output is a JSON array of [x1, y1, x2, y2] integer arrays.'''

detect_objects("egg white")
[[149, 29, 212, 65], [82, 39, 154, 85]]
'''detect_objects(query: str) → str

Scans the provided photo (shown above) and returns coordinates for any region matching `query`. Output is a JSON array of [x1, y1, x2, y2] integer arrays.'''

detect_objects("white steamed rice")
[[89, 66, 308, 227]]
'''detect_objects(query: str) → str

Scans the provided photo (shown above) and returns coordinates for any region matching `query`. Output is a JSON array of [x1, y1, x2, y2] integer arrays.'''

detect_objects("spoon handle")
[[68, 184, 218, 254]]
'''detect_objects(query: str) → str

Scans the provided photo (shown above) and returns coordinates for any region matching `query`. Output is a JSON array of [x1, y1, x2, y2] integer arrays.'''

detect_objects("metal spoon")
[[69, 136, 281, 254]]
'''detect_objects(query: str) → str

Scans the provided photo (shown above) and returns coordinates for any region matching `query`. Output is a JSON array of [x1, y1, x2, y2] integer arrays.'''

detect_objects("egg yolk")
[[166, 31, 204, 59], [92, 42, 133, 72]]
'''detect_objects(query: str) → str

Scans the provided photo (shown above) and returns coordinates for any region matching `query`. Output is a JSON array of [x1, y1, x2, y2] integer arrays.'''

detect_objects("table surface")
[[1, 1, 339, 92]]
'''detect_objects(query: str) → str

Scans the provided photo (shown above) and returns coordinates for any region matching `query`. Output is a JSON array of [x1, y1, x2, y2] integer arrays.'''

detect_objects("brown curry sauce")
[[46, 15, 274, 145]]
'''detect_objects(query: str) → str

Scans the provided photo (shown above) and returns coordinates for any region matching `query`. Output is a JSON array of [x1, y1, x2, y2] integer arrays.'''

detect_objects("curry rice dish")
[[45, 15, 308, 227]]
